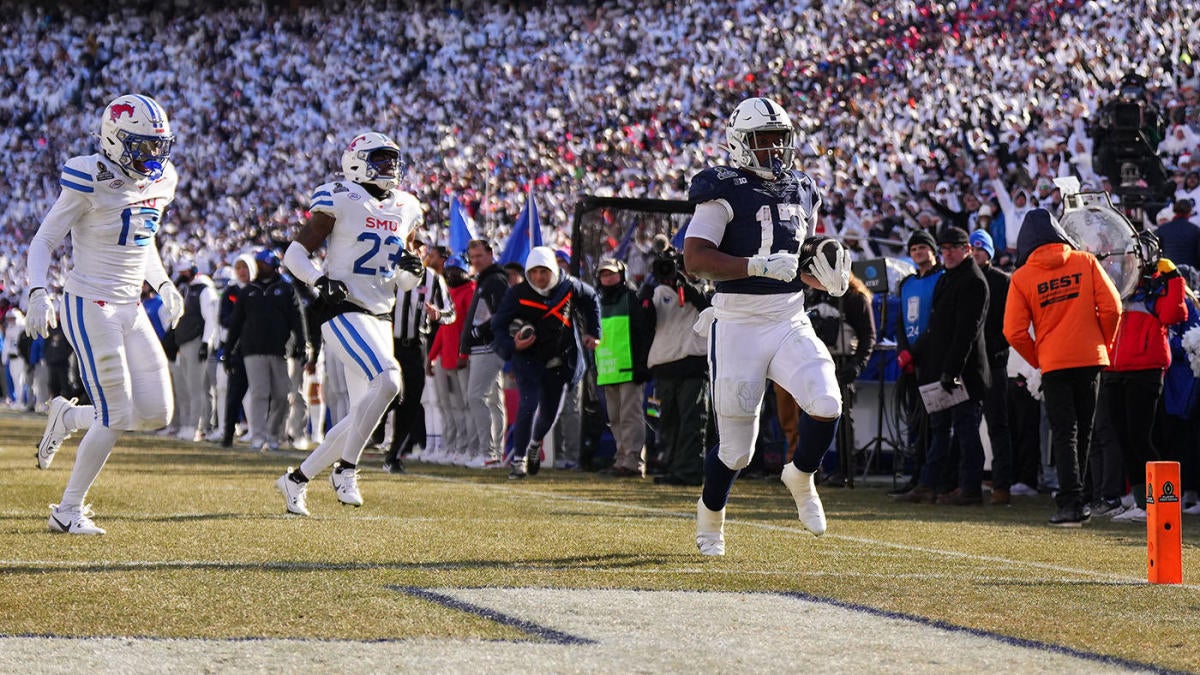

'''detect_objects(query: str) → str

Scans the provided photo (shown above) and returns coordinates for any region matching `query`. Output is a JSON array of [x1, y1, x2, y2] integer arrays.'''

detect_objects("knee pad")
[[377, 368, 402, 402], [806, 394, 842, 420], [715, 415, 757, 471], [135, 397, 173, 431]]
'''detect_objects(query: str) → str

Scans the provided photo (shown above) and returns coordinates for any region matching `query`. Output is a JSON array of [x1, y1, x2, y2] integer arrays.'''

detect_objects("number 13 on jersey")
[[754, 203, 807, 255]]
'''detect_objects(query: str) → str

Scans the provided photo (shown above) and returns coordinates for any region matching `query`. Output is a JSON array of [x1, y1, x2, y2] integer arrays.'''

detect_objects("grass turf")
[[1, 409, 1197, 670]]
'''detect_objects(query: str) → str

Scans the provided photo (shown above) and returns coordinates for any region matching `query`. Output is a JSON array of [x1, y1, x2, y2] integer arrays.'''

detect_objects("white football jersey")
[[32, 153, 177, 303], [310, 180, 423, 315]]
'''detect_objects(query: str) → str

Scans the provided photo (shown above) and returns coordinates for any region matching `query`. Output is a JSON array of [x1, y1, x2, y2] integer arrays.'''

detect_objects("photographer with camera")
[[642, 247, 711, 486]]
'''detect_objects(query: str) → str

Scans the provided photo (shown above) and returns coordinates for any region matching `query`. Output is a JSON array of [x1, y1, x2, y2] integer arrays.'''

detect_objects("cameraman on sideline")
[[1089, 71, 1172, 205], [641, 246, 711, 486]]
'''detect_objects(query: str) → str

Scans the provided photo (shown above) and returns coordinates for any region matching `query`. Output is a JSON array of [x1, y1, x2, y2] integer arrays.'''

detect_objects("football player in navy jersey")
[[683, 97, 851, 556]]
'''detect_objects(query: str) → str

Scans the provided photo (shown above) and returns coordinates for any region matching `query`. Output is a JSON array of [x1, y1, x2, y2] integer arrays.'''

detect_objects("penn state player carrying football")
[[26, 94, 185, 535], [683, 97, 851, 556], [279, 132, 424, 516]]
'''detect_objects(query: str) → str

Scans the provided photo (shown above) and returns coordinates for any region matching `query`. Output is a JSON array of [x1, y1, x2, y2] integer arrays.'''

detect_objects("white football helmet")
[[341, 132, 402, 191], [726, 97, 795, 179], [99, 94, 175, 180]]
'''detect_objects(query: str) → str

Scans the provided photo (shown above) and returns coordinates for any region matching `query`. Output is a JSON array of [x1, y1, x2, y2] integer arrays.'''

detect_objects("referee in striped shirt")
[[382, 243, 454, 472]]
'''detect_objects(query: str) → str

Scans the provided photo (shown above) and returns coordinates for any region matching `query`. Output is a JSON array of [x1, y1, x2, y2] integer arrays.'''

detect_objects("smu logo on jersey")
[[365, 217, 400, 231]]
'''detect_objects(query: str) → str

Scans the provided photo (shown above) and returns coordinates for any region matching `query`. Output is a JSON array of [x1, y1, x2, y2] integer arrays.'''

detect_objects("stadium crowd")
[[4, 0, 1200, 523]]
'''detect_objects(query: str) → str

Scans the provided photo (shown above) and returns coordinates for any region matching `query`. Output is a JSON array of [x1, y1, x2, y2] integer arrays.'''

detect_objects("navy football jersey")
[[687, 165, 821, 295]]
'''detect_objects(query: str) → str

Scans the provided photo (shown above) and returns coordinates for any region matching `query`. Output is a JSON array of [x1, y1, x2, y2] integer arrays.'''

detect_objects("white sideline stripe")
[[0, 589, 1153, 673]]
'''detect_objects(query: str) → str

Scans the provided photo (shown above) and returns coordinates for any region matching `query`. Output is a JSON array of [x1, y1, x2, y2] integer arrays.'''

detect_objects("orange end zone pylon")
[[1146, 461, 1183, 585]]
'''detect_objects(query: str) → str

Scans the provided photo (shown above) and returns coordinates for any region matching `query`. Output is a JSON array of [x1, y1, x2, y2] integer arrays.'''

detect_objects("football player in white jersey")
[[683, 97, 852, 556], [25, 94, 185, 535], [279, 132, 424, 515]]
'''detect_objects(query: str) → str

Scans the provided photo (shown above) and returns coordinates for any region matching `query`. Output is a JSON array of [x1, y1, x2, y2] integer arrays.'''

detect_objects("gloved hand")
[[896, 349, 914, 374], [397, 249, 425, 277], [314, 275, 349, 304], [808, 242, 852, 297], [25, 287, 57, 339], [158, 282, 184, 329], [940, 373, 960, 392], [1158, 258, 1179, 277], [198, 343, 209, 362], [747, 252, 799, 282]]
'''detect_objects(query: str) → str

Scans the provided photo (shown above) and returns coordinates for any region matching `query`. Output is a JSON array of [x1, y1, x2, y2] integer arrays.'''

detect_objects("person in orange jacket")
[[1093, 234, 1187, 522], [1004, 209, 1122, 527]]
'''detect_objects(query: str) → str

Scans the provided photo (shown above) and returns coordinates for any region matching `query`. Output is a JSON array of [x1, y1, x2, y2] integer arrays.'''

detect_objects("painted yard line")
[[409, 473, 1200, 589], [0, 558, 1151, 589]]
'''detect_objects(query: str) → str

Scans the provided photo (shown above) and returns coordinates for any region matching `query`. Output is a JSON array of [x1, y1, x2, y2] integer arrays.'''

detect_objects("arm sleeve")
[[144, 238, 172, 291], [284, 241, 322, 286], [28, 189, 88, 290]]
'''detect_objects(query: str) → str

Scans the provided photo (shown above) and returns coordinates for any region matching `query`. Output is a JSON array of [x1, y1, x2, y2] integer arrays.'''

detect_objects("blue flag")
[[613, 221, 638, 261], [670, 223, 688, 250], [448, 197, 477, 256], [499, 187, 543, 265]]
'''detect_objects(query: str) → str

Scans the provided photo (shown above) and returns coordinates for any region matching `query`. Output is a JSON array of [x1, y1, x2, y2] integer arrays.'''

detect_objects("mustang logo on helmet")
[[109, 103, 135, 122]]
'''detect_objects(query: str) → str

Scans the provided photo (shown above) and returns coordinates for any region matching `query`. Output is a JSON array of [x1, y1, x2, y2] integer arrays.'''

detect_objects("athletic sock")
[[701, 445, 739, 512], [793, 413, 839, 474], [335, 460, 356, 473], [289, 469, 309, 484]]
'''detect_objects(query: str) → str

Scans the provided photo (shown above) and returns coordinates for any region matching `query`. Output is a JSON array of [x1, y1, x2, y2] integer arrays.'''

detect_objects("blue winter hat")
[[445, 255, 467, 271], [254, 248, 281, 268], [969, 230, 995, 259]]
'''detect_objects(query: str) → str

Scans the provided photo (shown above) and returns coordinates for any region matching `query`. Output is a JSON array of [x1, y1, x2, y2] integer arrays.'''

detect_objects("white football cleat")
[[695, 498, 726, 556], [276, 469, 310, 516], [781, 463, 827, 536], [330, 463, 363, 507], [37, 396, 77, 470], [48, 503, 105, 535]]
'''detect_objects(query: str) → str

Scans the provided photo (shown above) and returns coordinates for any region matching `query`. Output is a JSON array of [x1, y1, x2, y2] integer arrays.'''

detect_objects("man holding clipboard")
[[894, 227, 990, 506]]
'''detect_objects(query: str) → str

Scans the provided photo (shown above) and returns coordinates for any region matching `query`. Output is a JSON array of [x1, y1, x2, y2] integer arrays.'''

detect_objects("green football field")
[[1, 409, 1197, 672]]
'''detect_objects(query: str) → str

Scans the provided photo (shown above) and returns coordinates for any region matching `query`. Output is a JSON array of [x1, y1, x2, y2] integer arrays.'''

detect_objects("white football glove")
[[25, 288, 57, 339], [159, 281, 185, 329], [809, 243, 852, 297], [747, 252, 799, 282]]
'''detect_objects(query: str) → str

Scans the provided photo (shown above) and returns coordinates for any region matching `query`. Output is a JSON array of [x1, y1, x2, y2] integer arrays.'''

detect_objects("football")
[[510, 319, 536, 341], [798, 235, 845, 272]]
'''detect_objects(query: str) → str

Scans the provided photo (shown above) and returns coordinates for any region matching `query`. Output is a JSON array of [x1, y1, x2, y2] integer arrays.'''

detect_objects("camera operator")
[[1089, 72, 1172, 204], [642, 247, 711, 486]]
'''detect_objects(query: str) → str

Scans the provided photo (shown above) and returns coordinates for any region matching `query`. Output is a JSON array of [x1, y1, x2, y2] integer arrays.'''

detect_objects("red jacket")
[[1107, 271, 1187, 371], [428, 280, 475, 370]]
